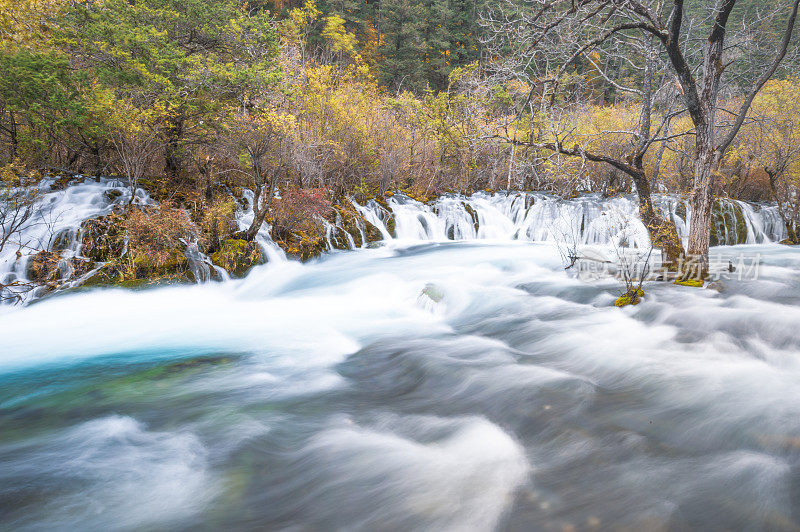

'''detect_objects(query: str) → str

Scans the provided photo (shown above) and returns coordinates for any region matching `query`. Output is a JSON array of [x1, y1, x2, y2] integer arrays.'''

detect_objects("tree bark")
[[238, 167, 278, 242], [631, 169, 684, 266], [9, 111, 17, 161], [686, 142, 718, 264]]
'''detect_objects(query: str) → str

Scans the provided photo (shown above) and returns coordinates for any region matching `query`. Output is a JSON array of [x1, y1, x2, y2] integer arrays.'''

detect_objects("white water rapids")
[[0, 181, 798, 530]]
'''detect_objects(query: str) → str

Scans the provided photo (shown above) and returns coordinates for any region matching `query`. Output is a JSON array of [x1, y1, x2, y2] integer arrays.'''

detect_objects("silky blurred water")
[[1, 241, 799, 531]]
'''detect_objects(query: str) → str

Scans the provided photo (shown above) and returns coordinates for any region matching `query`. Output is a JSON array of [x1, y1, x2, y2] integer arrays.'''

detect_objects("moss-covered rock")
[[26, 251, 62, 283], [463, 202, 480, 233], [675, 278, 704, 287], [330, 203, 364, 250], [103, 188, 124, 203], [50, 229, 74, 252], [210, 239, 262, 278], [82, 251, 195, 288], [50, 174, 85, 191], [710, 200, 748, 246], [80, 209, 126, 262], [383, 214, 396, 238], [365, 220, 385, 242], [614, 288, 645, 307], [25, 250, 95, 292], [421, 283, 445, 303]]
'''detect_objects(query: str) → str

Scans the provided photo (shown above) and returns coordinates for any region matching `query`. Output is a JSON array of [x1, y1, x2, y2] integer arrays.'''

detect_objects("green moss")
[[734, 204, 748, 244], [614, 288, 644, 307], [103, 189, 123, 203], [210, 238, 262, 278], [80, 247, 194, 288], [117, 278, 150, 289], [709, 202, 722, 246], [675, 278, 704, 287]]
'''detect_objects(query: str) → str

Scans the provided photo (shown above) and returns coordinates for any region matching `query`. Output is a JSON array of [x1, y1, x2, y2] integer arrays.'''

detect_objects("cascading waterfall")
[[343, 192, 786, 251], [234, 190, 286, 264], [0, 176, 244, 303], [1, 179, 789, 305], [0, 177, 151, 302]]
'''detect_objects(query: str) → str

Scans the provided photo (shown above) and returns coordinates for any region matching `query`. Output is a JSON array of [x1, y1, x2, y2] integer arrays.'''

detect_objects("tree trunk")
[[164, 115, 184, 180], [9, 111, 17, 161], [237, 169, 278, 242], [686, 143, 718, 276], [632, 170, 684, 266]]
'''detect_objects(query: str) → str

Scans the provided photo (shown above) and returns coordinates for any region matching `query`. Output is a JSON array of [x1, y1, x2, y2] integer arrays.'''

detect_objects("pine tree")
[[446, 0, 481, 73], [378, 0, 424, 92], [420, 0, 453, 90]]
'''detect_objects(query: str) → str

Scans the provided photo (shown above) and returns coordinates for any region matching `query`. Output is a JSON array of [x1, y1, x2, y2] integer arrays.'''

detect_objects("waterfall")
[[1, 179, 789, 305], [235, 189, 286, 263], [0, 176, 152, 303], [349, 192, 786, 249]]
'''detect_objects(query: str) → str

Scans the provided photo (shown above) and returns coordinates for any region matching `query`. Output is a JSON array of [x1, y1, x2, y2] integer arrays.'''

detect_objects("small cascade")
[[234, 190, 286, 263], [651, 195, 786, 246], [183, 241, 217, 283], [352, 199, 394, 240], [0, 176, 151, 303]]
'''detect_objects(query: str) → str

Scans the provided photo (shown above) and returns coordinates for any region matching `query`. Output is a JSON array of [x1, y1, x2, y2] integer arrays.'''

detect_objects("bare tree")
[[481, 0, 800, 273], [111, 107, 162, 204], [226, 107, 295, 242], [0, 165, 40, 303]]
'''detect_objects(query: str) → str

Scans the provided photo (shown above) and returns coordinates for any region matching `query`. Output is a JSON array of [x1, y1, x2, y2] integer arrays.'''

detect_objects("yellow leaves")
[[253, 107, 298, 138], [0, 0, 67, 49], [731, 77, 800, 185], [322, 15, 356, 55], [282, 0, 320, 45], [289, 0, 320, 27]]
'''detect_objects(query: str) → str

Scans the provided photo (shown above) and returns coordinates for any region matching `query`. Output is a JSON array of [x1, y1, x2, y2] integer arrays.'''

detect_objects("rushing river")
[[1, 236, 800, 530]]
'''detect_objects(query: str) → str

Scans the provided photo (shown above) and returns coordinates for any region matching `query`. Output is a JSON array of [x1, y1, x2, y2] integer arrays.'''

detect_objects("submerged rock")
[[417, 283, 445, 312], [706, 280, 725, 292], [421, 283, 445, 303]]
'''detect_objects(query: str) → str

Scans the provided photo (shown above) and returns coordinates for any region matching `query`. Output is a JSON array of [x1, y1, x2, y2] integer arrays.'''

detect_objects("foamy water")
[[0, 239, 799, 530]]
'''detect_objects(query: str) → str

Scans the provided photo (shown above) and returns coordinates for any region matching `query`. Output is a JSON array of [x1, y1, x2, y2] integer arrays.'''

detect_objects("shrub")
[[123, 204, 198, 273]]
